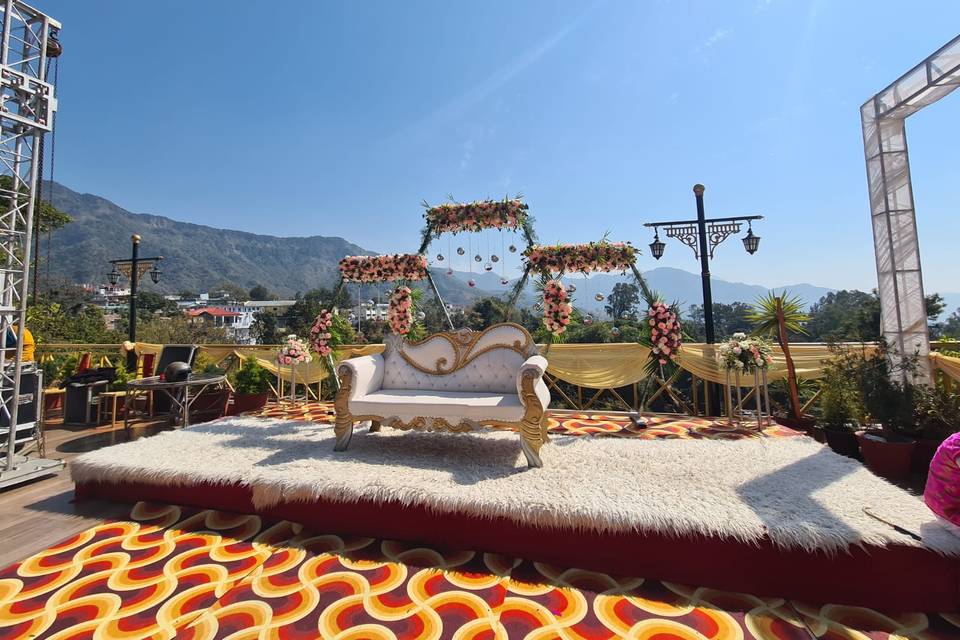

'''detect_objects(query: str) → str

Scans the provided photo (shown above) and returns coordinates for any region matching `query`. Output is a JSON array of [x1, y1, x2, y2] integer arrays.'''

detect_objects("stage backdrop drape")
[[121, 341, 890, 389], [540, 343, 652, 389]]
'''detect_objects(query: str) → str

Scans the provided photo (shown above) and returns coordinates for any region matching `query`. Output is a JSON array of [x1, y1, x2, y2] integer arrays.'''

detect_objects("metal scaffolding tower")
[[861, 34, 960, 382], [0, 0, 62, 486]]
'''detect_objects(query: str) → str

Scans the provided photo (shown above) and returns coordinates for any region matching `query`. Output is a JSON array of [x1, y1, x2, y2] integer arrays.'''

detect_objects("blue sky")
[[46, 1, 960, 293]]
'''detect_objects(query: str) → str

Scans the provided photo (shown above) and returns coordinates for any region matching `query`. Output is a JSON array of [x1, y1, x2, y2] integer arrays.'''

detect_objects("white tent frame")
[[861, 34, 960, 382]]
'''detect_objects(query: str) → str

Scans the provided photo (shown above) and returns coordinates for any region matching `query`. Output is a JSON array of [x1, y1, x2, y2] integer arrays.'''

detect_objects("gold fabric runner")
[[118, 341, 886, 389]]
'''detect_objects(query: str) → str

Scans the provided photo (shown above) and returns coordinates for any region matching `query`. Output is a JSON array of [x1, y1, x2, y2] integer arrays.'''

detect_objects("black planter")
[[823, 425, 862, 460]]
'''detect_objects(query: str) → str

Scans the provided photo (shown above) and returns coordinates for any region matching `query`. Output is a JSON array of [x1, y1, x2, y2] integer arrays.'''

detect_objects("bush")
[[231, 357, 272, 395], [109, 363, 134, 392]]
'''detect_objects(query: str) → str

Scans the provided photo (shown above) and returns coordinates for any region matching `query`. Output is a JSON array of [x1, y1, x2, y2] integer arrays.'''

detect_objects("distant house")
[[184, 307, 242, 340]]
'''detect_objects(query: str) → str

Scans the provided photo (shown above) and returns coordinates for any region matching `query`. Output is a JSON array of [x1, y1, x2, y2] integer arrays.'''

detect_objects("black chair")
[[152, 345, 198, 415]]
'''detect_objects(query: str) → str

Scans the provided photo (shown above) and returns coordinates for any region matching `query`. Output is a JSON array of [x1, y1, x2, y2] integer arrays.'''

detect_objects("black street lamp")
[[644, 184, 763, 345], [107, 234, 163, 371]]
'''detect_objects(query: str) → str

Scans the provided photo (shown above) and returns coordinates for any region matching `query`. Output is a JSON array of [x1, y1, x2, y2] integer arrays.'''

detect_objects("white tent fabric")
[[860, 35, 960, 382]]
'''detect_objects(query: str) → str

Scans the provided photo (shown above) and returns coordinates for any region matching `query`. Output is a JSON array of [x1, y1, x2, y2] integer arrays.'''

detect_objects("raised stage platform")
[[72, 415, 960, 612]]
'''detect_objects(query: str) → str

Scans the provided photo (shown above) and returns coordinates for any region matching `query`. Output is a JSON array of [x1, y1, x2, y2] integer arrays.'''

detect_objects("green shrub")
[[231, 357, 272, 395]]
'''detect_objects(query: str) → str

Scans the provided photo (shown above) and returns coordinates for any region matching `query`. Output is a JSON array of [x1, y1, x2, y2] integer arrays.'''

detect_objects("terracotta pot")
[[913, 438, 943, 476], [230, 391, 269, 415], [856, 430, 916, 482], [807, 424, 827, 444], [823, 425, 862, 460]]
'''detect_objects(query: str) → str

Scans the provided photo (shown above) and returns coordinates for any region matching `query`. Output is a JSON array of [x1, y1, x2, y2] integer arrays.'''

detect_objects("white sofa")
[[333, 323, 551, 467]]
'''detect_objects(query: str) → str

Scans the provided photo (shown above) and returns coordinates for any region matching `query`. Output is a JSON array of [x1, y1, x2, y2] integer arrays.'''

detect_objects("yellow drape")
[[675, 343, 868, 385], [930, 352, 960, 383], [113, 340, 912, 390], [539, 343, 652, 389], [127, 342, 387, 385]]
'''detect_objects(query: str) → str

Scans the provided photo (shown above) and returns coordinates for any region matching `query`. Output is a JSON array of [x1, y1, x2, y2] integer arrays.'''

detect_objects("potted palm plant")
[[748, 291, 811, 429], [229, 357, 272, 414]]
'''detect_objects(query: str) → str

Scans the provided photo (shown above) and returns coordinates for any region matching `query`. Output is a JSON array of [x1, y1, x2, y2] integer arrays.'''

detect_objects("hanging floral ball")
[[584, 314, 594, 325], [594, 293, 605, 302], [500, 278, 509, 285], [611, 326, 621, 337], [436, 253, 444, 262], [417, 311, 426, 320], [484, 262, 493, 272], [508, 244, 517, 253], [474, 254, 482, 262], [491, 255, 499, 263], [468, 279, 476, 287], [457, 247, 465, 255], [567, 283, 576, 293]]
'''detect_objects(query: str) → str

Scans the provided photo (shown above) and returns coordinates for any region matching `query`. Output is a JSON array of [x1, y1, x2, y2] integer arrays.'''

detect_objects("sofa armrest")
[[337, 354, 385, 401], [517, 355, 550, 412]]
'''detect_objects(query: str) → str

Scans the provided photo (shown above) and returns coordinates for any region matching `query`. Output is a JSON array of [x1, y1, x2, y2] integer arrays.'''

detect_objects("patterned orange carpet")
[[2, 501, 957, 640], [256, 402, 801, 440]]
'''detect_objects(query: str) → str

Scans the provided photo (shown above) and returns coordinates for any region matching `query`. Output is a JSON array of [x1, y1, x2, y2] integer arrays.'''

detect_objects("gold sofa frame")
[[333, 323, 550, 467]]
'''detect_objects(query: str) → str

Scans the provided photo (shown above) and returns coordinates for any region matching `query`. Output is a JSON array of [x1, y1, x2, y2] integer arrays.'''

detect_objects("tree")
[[136, 315, 232, 344], [0, 175, 71, 233], [940, 309, 960, 339], [748, 292, 809, 420], [468, 297, 510, 330], [684, 302, 754, 342], [136, 290, 178, 316], [604, 283, 640, 320], [177, 290, 197, 300], [248, 284, 275, 301], [805, 289, 945, 342], [27, 301, 120, 344], [251, 311, 280, 344], [215, 282, 250, 302]]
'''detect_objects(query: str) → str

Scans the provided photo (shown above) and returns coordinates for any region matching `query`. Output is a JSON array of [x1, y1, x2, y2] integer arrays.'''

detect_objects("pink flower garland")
[[542, 279, 572, 336], [339, 254, 428, 283], [388, 286, 413, 335], [424, 198, 528, 234], [525, 241, 636, 274], [310, 309, 334, 357], [277, 334, 312, 366], [647, 301, 682, 365]]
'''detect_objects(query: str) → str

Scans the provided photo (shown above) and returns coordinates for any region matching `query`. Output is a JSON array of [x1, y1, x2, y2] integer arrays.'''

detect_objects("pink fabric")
[[925, 432, 960, 526]]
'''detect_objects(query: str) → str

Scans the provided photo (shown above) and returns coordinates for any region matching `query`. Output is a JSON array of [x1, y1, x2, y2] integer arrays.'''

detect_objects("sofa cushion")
[[351, 389, 525, 422]]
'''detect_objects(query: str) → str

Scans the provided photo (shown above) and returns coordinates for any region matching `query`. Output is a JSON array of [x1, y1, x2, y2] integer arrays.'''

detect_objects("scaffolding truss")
[[1, 0, 61, 484], [861, 34, 960, 381]]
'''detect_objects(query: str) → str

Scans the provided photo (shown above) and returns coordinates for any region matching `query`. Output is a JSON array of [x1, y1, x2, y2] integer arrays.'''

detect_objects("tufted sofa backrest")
[[381, 323, 536, 394]]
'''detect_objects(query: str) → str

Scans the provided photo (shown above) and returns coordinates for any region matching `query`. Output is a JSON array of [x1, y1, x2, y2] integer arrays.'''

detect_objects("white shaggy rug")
[[71, 417, 960, 556]]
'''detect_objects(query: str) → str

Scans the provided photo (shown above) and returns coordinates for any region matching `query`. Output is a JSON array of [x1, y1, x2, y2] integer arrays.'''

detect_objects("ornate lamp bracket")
[[664, 225, 701, 259], [706, 221, 743, 258]]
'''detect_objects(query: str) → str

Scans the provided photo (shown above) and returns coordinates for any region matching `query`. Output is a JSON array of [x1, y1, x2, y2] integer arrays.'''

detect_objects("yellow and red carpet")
[[256, 402, 801, 440], [2, 501, 958, 639]]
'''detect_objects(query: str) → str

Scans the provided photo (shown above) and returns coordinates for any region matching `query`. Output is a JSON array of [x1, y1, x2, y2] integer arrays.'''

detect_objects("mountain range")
[[42, 181, 960, 316]]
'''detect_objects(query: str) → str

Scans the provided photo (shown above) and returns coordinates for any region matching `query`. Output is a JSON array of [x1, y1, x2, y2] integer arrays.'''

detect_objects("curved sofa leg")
[[333, 368, 354, 451], [369, 420, 382, 433], [520, 419, 544, 468], [334, 417, 354, 451]]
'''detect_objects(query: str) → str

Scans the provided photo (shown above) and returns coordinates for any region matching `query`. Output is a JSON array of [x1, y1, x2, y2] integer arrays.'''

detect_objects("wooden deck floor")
[[0, 417, 172, 568]]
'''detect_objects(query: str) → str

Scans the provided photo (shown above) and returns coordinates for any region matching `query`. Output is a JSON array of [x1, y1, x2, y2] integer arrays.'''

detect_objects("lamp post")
[[645, 185, 762, 417], [107, 234, 163, 371], [644, 184, 762, 344]]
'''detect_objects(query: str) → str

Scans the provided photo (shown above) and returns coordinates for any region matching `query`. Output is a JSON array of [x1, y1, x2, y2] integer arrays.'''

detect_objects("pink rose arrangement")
[[339, 254, 428, 283], [388, 286, 413, 335], [542, 279, 572, 336], [719, 332, 774, 373], [277, 334, 313, 366], [425, 198, 528, 234], [647, 301, 682, 366], [310, 309, 334, 357], [524, 241, 636, 274]]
